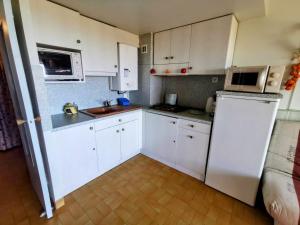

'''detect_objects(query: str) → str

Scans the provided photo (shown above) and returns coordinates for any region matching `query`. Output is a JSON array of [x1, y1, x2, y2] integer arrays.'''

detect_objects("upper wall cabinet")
[[153, 15, 238, 75], [154, 25, 191, 65], [80, 17, 118, 76], [80, 18, 139, 77], [30, 0, 81, 50], [189, 15, 238, 75]]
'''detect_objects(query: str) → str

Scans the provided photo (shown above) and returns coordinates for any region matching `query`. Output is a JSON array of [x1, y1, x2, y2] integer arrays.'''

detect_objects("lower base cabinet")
[[144, 112, 177, 166], [47, 123, 99, 200], [121, 120, 140, 160], [143, 112, 211, 181], [96, 125, 122, 174], [96, 119, 140, 175], [47, 110, 142, 201], [176, 128, 209, 180]]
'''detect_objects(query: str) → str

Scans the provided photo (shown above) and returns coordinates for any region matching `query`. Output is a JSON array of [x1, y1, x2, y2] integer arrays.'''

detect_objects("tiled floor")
[[0, 149, 273, 225]]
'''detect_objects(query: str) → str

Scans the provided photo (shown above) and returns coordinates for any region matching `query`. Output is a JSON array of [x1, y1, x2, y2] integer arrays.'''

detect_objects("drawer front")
[[94, 110, 141, 131], [178, 119, 211, 134]]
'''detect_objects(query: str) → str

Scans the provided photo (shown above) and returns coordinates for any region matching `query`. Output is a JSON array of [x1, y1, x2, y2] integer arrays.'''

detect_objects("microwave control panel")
[[265, 66, 286, 93]]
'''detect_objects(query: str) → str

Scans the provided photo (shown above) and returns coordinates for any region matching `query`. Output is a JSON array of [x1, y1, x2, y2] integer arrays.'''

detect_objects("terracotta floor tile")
[[0, 150, 273, 225]]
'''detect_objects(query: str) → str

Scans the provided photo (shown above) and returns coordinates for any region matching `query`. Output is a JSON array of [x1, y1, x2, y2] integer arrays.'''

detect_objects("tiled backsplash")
[[162, 75, 225, 108], [46, 77, 123, 115]]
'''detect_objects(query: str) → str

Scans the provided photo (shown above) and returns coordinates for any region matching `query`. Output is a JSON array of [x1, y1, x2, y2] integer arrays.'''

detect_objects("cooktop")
[[150, 104, 187, 113]]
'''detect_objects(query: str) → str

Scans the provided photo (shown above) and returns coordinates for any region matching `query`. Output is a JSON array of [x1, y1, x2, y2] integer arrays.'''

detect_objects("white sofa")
[[263, 120, 300, 225]]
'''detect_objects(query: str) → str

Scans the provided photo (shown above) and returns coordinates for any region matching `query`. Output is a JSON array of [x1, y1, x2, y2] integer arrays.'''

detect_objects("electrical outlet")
[[212, 77, 218, 83]]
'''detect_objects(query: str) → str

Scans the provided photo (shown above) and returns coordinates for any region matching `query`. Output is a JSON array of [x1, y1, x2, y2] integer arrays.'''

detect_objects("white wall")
[[233, 0, 300, 110]]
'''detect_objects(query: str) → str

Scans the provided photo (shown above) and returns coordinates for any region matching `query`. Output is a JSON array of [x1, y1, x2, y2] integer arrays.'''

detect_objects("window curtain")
[[0, 59, 21, 150]]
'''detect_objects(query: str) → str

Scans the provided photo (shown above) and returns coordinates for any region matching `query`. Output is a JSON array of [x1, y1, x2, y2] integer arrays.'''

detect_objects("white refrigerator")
[[205, 91, 281, 206]]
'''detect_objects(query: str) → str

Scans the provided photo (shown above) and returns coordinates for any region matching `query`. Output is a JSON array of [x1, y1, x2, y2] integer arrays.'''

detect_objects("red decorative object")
[[165, 69, 171, 74], [181, 68, 187, 74], [150, 68, 156, 74], [285, 63, 300, 91]]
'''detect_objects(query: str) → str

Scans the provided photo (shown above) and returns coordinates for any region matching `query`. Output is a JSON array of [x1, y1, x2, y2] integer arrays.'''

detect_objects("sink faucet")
[[103, 100, 112, 107]]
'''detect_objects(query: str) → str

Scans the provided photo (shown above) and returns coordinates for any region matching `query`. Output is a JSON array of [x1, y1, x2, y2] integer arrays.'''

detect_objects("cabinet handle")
[[116, 130, 120, 133], [165, 56, 169, 60], [114, 65, 118, 68], [76, 40, 81, 44], [173, 140, 176, 143], [170, 56, 174, 59], [92, 147, 96, 151], [170, 121, 176, 124], [118, 119, 122, 122], [189, 66, 193, 70], [188, 124, 194, 128], [187, 135, 193, 139], [122, 128, 125, 131], [89, 126, 93, 130]]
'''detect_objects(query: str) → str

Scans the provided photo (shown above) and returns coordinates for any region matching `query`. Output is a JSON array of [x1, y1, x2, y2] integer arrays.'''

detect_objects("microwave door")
[[224, 70, 241, 91], [238, 72, 262, 93], [38, 51, 74, 80]]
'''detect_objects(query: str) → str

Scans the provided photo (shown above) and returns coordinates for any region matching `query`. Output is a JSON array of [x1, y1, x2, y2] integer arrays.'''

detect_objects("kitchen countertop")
[[51, 112, 94, 129], [51, 105, 143, 130], [144, 108, 213, 125], [51, 105, 212, 131]]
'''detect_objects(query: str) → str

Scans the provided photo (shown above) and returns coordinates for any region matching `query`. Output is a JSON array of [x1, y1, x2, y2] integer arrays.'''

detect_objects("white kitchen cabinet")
[[120, 120, 140, 161], [170, 26, 191, 64], [154, 25, 191, 65], [143, 112, 177, 166], [110, 43, 138, 91], [176, 128, 209, 181], [143, 112, 211, 180], [30, 0, 81, 49], [96, 126, 122, 174], [95, 111, 142, 173], [80, 16, 118, 76], [189, 15, 238, 75], [46, 123, 98, 200], [153, 31, 170, 65]]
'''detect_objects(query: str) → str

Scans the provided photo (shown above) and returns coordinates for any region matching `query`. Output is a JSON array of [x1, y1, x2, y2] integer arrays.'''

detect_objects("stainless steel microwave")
[[224, 65, 286, 93], [38, 47, 84, 82]]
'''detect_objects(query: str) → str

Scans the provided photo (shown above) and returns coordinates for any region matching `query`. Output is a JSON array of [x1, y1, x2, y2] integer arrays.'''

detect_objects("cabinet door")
[[144, 113, 177, 165], [50, 124, 98, 199], [170, 25, 191, 64], [120, 120, 139, 161], [96, 126, 121, 174], [154, 31, 171, 65], [176, 129, 209, 181], [80, 16, 118, 76], [189, 15, 237, 74], [30, 0, 81, 49]]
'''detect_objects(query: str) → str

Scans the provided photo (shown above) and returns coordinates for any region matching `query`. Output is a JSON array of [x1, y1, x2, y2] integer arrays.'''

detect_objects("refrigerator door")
[[205, 95, 279, 206]]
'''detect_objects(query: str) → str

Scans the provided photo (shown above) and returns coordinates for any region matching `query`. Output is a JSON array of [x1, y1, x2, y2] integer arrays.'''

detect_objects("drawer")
[[94, 110, 141, 131], [178, 119, 211, 134]]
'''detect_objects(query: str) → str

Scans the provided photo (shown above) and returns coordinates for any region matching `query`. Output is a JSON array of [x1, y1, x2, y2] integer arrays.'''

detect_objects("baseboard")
[[54, 198, 65, 209]]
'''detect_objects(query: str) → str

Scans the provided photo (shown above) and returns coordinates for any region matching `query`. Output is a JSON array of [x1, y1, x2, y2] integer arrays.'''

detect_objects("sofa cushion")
[[263, 170, 300, 225]]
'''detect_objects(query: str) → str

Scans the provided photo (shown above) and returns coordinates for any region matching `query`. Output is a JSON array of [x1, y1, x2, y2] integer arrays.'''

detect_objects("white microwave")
[[224, 65, 286, 93], [38, 47, 84, 82]]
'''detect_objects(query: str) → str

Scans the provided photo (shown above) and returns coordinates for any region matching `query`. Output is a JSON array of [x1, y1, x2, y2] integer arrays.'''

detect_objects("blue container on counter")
[[117, 98, 131, 106]]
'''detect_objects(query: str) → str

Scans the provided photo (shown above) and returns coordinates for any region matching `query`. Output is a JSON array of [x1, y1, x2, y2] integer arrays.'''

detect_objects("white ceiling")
[[51, 0, 268, 34]]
